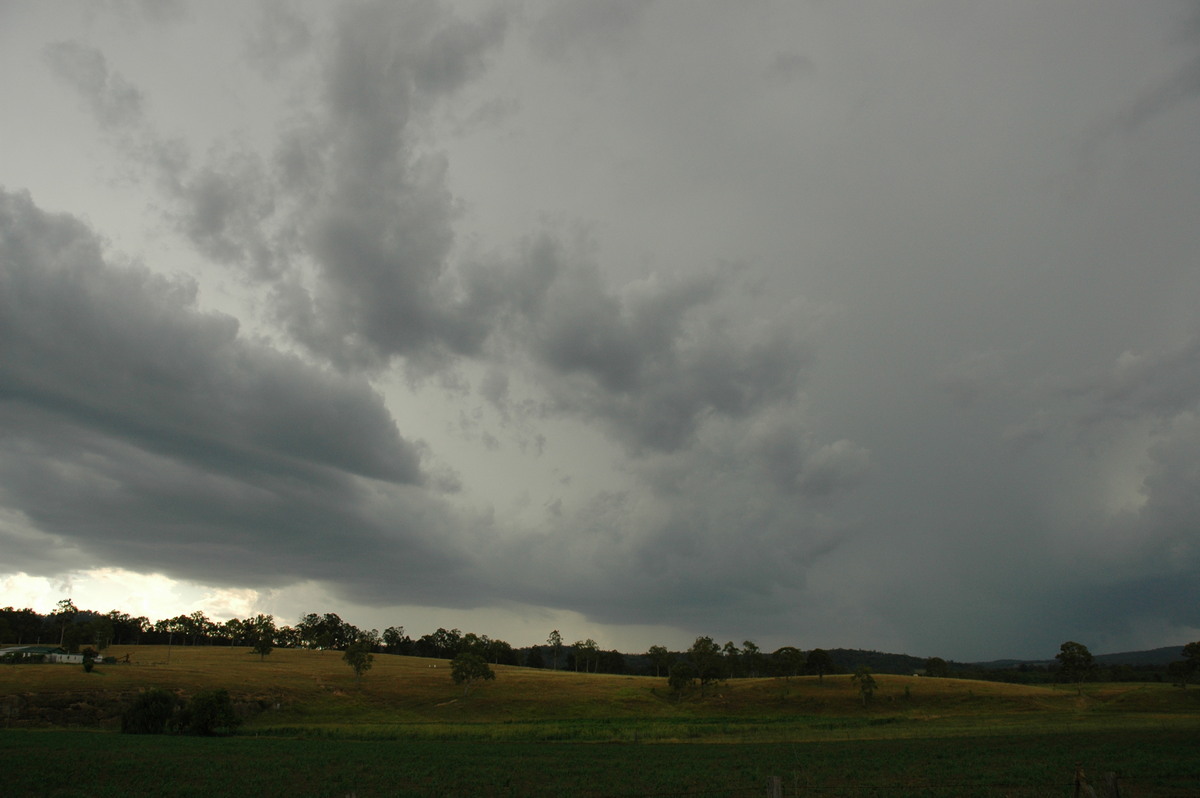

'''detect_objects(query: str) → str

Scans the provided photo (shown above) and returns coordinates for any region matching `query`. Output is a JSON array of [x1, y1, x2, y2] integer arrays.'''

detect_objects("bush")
[[178, 688, 241, 736], [668, 662, 697, 693], [122, 688, 180, 734]]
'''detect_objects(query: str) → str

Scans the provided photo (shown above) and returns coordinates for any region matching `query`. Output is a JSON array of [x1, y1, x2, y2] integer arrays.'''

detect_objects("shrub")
[[668, 662, 697, 693], [178, 688, 241, 736], [122, 688, 180, 734]]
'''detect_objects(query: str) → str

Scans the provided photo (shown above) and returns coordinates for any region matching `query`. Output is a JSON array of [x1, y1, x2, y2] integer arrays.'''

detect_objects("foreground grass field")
[[3, 728, 1197, 797], [3, 646, 1198, 795]]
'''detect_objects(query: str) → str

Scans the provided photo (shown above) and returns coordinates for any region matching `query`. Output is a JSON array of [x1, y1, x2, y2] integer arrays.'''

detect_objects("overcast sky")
[[1, 1, 1198, 661]]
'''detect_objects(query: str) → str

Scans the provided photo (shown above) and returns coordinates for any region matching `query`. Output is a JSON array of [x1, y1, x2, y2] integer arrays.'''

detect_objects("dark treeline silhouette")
[[2, 603, 1192, 685]]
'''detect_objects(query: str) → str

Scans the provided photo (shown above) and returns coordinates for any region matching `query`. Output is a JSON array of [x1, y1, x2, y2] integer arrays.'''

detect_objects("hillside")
[[3, 644, 1199, 741], [969, 646, 1185, 670]]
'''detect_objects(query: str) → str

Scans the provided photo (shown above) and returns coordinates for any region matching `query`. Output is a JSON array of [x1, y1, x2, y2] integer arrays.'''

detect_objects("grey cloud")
[[795, 440, 872, 498], [1109, 2, 1200, 131], [488, 406, 869, 637], [0, 189, 493, 601], [938, 351, 1013, 410], [518, 248, 811, 452], [244, 0, 313, 78], [764, 51, 815, 86], [1076, 338, 1200, 424], [164, 149, 285, 278], [286, 1, 509, 366], [0, 189, 422, 486], [104, 0, 187, 26], [43, 41, 145, 128], [48, 2, 512, 370], [531, 0, 654, 62]]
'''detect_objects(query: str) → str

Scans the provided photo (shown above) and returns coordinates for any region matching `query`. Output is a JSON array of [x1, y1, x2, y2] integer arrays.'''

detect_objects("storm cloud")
[[1, 0, 1198, 660]]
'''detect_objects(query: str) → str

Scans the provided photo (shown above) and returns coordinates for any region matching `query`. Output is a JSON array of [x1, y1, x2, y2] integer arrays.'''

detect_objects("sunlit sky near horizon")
[[2, 0, 1199, 661]]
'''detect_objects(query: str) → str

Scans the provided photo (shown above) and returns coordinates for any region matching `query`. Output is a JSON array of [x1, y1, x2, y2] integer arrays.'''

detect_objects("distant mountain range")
[[823, 646, 1186, 674], [966, 646, 1185, 670]]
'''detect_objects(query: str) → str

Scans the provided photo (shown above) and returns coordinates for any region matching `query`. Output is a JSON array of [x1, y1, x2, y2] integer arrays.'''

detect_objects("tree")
[[485, 637, 516, 665], [852, 666, 877, 705], [178, 688, 241, 736], [53, 598, 78, 646], [1181, 642, 1200, 687], [647, 645, 672, 677], [450, 652, 495, 696], [1168, 660, 1191, 688], [742, 641, 763, 677], [1055, 641, 1095, 684], [573, 638, 599, 673], [343, 640, 375, 683], [122, 688, 180, 734], [186, 611, 216, 645], [547, 630, 563, 670], [807, 648, 834, 681], [1, 607, 43, 644], [688, 636, 724, 689], [248, 614, 275, 661], [105, 611, 148, 645], [1168, 641, 1200, 688], [722, 641, 740, 678], [667, 661, 697, 693], [418, 627, 463, 659], [299, 612, 357, 650], [383, 626, 408, 654], [924, 656, 950, 678], [597, 649, 628, 675], [772, 646, 805, 679]]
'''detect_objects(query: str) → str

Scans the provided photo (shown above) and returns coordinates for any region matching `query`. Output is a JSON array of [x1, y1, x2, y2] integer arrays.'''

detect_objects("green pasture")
[[2, 646, 1198, 795], [2, 728, 1197, 797]]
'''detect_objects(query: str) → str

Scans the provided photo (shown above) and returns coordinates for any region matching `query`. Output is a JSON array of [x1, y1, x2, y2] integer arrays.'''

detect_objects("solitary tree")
[[547, 630, 563, 670], [450, 652, 496, 696], [1055, 641, 1095, 684], [343, 640, 375, 683], [667, 661, 697, 693], [688, 636, 724, 689], [852, 666, 878, 706], [248, 614, 275, 661]]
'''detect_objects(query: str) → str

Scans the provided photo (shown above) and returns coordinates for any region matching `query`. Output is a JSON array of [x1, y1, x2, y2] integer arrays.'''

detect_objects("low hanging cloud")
[[0, 189, 472, 593]]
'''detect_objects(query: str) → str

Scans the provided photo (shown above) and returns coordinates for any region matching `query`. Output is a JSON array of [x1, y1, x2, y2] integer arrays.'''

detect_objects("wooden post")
[[767, 775, 782, 798]]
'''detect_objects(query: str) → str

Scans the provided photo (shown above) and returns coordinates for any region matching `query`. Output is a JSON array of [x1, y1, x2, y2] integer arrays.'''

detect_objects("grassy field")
[[2, 645, 1198, 796]]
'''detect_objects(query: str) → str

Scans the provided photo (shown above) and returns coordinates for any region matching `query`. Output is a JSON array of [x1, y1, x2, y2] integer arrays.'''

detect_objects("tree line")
[[4, 602, 1197, 687]]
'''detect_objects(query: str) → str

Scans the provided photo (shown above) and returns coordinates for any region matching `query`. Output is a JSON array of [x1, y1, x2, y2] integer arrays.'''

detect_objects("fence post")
[[767, 775, 782, 798]]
